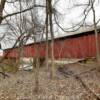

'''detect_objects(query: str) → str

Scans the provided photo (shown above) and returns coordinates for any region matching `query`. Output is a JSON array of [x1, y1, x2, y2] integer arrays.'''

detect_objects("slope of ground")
[[0, 61, 100, 100]]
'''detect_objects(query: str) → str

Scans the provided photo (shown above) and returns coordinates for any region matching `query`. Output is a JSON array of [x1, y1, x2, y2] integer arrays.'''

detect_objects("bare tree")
[[54, 0, 100, 62], [90, 0, 100, 62], [0, 0, 6, 24], [45, 0, 49, 69]]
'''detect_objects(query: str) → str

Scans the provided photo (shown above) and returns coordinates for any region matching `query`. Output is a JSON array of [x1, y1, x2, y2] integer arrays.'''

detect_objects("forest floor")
[[0, 60, 100, 100]]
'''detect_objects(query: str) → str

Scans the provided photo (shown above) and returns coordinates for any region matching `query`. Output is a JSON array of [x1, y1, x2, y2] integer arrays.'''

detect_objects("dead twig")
[[0, 71, 9, 78]]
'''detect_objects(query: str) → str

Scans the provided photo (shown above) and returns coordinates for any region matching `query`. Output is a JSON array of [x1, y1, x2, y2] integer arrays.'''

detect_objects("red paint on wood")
[[4, 32, 100, 59]]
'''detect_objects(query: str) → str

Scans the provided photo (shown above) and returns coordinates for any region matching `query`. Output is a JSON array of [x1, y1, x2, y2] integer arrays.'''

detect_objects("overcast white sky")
[[0, 0, 100, 49]]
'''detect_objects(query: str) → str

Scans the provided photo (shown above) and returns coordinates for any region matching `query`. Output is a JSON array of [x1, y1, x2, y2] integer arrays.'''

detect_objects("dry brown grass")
[[0, 60, 99, 100]]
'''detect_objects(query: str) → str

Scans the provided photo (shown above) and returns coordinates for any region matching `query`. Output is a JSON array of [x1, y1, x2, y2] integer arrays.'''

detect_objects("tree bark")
[[45, 0, 49, 68], [91, 0, 100, 62], [33, 45, 40, 93], [0, 0, 6, 24], [48, 0, 55, 79]]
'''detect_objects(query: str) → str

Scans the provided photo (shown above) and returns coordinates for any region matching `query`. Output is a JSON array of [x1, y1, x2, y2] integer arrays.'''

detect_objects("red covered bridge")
[[3, 28, 100, 59]]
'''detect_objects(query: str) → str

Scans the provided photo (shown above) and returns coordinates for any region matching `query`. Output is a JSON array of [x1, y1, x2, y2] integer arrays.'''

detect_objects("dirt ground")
[[0, 61, 100, 100]]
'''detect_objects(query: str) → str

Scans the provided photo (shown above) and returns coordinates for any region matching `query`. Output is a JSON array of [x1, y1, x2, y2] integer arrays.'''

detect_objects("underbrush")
[[0, 58, 18, 73]]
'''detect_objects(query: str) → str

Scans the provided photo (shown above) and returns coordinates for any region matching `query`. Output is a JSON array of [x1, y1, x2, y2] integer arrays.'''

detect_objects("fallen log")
[[75, 75, 100, 100], [58, 67, 100, 100]]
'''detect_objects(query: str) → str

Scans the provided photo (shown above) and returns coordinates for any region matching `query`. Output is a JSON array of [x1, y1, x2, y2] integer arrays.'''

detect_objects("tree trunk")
[[45, 0, 49, 68], [91, 0, 100, 62], [0, 0, 6, 24], [48, 0, 55, 79], [33, 45, 40, 93]]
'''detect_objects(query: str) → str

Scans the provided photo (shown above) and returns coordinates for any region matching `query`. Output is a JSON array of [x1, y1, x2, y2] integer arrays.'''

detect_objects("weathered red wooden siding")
[[53, 33, 99, 58], [4, 32, 100, 59]]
